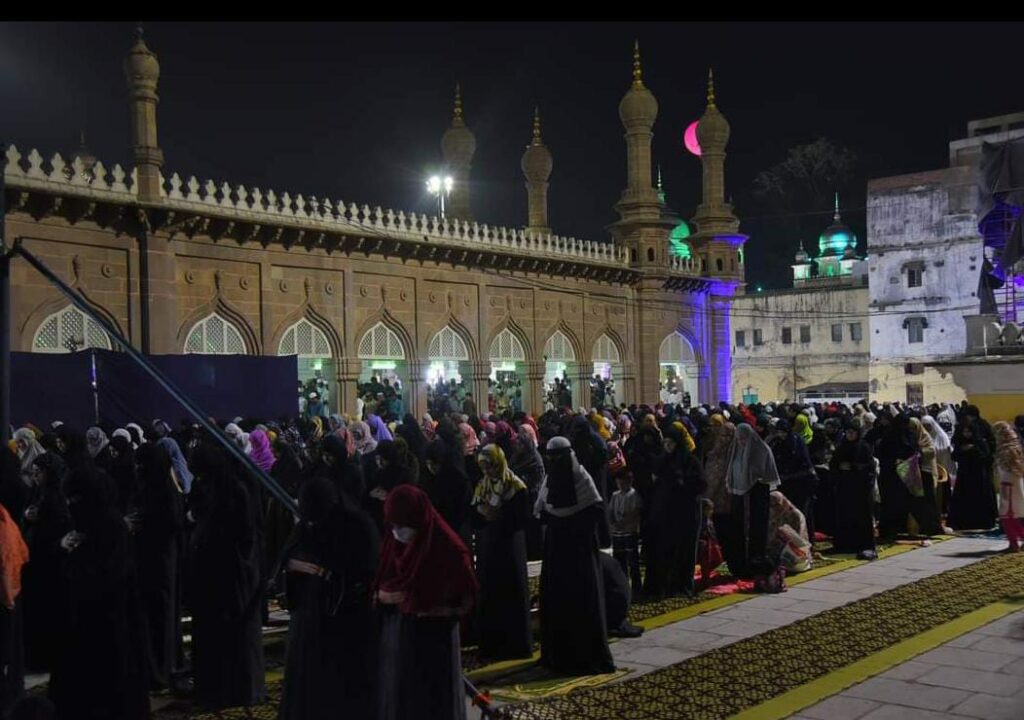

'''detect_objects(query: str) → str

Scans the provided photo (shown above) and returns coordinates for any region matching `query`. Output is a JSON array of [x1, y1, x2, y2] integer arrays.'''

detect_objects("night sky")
[[0, 21, 1017, 288]]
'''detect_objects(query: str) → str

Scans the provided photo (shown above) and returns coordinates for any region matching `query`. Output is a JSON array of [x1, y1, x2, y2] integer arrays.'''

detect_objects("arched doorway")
[[279, 318, 336, 416], [591, 332, 622, 408], [488, 328, 526, 415], [659, 331, 700, 408], [543, 330, 575, 409], [357, 321, 408, 418], [426, 325, 471, 417]]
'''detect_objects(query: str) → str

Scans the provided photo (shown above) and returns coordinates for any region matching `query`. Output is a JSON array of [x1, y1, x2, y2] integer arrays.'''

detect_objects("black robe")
[[421, 462, 472, 543], [279, 492, 379, 720], [539, 503, 614, 676], [188, 480, 265, 709], [771, 434, 819, 542], [475, 489, 532, 660], [21, 482, 71, 673], [378, 610, 465, 720], [49, 507, 149, 719], [829, 439, 876, 553], [949, 439, 998, 531], [644, 449, 706, 598]]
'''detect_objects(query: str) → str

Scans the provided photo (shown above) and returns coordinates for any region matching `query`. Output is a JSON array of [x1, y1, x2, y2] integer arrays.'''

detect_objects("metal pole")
[[0, 142, 10, 445], [9, 241, 297, 511]]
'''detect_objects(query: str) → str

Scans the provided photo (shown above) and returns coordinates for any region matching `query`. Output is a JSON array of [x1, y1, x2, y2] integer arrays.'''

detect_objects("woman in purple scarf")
[[366, 414, 394, 443], [248, 430, 276, 473]]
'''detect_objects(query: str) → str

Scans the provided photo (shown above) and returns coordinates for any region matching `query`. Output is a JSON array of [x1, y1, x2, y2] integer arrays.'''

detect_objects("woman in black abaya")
[[278, 475, 379, 720], [949, 417, 998, 531], [536, 436, 614, 676], [133, 443, 185, 690], [49, 465, 149, 720], [829, 420, 877, 555], [187, 444, 265, 710]]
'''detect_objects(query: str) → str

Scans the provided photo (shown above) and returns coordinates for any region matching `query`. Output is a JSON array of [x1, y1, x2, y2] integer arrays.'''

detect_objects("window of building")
[[735, 330, 746, 347], [630, 248, 638, 263], [906, 382, 924, 406], [799, 325, 811, 343], [716, 258, 724, 272], [831, 323, 842, 342], [850, 322, 863, 342], [782, 327, 792, 344], [905, 262, 924, 288], [905, 316, 926, 344], [753, 329, 764, 346], [646, 247, 655, 262]]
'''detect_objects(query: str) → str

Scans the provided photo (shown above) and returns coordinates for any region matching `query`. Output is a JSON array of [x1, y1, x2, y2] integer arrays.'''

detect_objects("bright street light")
[[426, 174, 454, 218]]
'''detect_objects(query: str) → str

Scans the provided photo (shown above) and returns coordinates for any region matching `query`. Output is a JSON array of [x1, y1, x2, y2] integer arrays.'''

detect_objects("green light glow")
[[670, 221, 692, 259]]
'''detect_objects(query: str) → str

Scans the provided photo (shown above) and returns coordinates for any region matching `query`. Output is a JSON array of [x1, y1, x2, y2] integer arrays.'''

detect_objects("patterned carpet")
[[493, 552, 1024, 720]]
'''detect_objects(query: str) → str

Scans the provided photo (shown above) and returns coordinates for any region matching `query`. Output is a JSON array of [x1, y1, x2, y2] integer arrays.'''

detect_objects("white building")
[[866, 112, 1024, 404]]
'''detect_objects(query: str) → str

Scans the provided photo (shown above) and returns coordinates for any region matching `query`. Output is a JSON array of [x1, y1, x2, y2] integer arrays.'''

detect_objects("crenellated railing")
[[965, 314, 1024, 355], [3, 146, 710, 279]]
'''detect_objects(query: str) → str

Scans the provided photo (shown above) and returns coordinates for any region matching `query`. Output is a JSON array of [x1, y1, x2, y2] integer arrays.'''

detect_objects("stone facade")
[[2, 35, 745, 419]]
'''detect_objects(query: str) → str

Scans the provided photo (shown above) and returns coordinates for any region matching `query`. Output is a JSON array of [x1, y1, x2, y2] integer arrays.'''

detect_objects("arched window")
[[32, 305, 112, 353], [592, 333, 621, 364], [278, 318, 331, 357], [630, 248, 638, 263], [489, 328, 526, 361], [659, 332, 697, 365], [357, 322, 405, 359], [544, 330, 576, 362], [185, 313, 248, 354], [646, 247, 655, 262], [716, 258, 724, 272], [428, 326, 470, 361]]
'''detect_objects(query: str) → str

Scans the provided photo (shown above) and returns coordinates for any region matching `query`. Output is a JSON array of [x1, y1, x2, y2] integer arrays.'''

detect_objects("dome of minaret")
[[818, 194, 858, 257], [441, 83, 477, 166], [521, 107, 553, 182], [696, 69, 730, 150], [124, 26, 160, 86], [618, 41, 658, 128]]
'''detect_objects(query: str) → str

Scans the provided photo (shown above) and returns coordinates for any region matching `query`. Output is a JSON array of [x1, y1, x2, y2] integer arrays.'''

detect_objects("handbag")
[[896, 453, 924, 497]]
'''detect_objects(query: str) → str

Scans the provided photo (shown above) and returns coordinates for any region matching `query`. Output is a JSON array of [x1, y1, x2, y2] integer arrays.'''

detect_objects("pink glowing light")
[[684, 121, 701, 156]]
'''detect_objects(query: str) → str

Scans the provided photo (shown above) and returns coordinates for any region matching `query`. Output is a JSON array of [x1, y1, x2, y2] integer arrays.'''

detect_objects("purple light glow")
[[684, 121, 702, 156]]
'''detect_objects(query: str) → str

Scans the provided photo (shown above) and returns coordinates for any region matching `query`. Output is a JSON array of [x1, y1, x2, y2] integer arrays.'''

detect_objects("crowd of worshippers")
[[1, 397, 1023, 720]]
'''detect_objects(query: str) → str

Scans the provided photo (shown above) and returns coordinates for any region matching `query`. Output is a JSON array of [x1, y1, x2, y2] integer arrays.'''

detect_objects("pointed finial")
[[656, 164, 663, 191], [452, 83, 464, 126], [834, 192, 841, 221], [706, 68, 716, 109], [531, 106, 542, 145], [632, 40, 644, 88]]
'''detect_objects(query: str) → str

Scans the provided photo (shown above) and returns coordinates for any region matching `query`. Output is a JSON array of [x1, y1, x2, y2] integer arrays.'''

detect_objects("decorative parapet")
[[964, 314, 1024, 355], [3, 147, 709, 281]]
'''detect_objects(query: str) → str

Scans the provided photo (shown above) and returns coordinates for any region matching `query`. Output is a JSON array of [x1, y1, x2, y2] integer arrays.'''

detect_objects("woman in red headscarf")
[[375, 486, 478, 720]]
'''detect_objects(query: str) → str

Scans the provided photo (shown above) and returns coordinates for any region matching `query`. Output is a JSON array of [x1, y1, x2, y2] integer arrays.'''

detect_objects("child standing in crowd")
[[608, 471, 644, 596], [992, 421, 1024, 552], [697, 498, 724, 590]]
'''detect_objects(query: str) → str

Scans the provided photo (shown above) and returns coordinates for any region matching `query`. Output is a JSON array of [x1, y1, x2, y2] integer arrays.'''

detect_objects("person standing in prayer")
[[278, 475, 379, 720], [992, 421, 1024, 552], [107, 432, 137, 515], [722, 424, 780, 580], [0, 500, 29, 716], [829, 420, 878, 557], [536, 436, 615, 676], [608, 471, 644, 596], [770, 418, 819, 544], [13, 428, 44, 487], [48, 465, 149, 720], [949, 417, 998, 531], [187, 444, 264, 710], [85, 426, 113, 472], [907, 417, 943, 536], [422, 439, 472, 542], [375, 485, 477, 720], [132, 443, 185, 691], [368, 438, 419, 532], [644, 425, 707, 598], [922, 415, 955, 519], [473, 444, 532, 660]]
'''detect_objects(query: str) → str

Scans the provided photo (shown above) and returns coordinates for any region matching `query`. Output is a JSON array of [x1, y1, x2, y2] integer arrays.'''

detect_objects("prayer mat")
[[493, 552, 1024, 719], [483, 664, 632, 702]]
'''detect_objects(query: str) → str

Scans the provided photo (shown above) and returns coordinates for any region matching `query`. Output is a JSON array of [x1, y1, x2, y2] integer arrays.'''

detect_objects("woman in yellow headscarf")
[[590, 411, 612, 441], [473, 444, 532, 659], [793, 414, 814, 445], [671, 421, 697, 453]]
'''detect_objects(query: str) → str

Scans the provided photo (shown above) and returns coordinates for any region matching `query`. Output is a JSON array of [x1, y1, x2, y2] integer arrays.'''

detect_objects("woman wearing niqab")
[[829, 420, 877, 554], [278, 475, 379, 720], [375, 485, 477, 720], [949, 417, 998, 531], [535, 437, 615, 675], [472, 444, 532, 660], [721, 424, 780, 579]]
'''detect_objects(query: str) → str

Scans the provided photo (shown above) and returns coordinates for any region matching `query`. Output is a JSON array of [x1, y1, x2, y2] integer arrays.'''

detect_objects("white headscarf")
[[14, 427, 44, 476], [726, 423, 780, 495], [921, 415, 952, 452], [225, 423, 252, 455], [534, 436, 602, 518], [86, 426, 109, 458]]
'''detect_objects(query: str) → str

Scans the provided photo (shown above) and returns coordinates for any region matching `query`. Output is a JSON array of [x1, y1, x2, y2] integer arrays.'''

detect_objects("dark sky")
[[1, 21, 1018, 288]]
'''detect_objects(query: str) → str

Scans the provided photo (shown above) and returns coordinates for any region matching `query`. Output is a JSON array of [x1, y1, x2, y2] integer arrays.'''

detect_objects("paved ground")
[[609, 537, 1005, 680], [786, 608, 1024, 720]]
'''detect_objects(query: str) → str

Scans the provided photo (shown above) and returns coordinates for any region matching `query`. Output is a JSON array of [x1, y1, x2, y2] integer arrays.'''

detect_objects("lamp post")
[[426, 175, 454, 219]]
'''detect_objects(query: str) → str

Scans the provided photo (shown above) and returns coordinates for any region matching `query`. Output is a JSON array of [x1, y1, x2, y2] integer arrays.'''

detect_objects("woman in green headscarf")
[[794, 413, 814, 445]]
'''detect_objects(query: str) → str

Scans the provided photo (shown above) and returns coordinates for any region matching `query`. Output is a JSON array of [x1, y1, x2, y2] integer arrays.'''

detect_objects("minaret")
[[690, 69, 746, 282], [521, 107, 553, 236], [124, 26, 164, 202], [614, 41, 661, 222], [440, 83, 476, 220]]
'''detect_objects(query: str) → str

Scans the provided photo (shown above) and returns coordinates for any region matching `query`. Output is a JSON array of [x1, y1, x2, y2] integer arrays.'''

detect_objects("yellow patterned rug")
[[485, 665, 631, 703]]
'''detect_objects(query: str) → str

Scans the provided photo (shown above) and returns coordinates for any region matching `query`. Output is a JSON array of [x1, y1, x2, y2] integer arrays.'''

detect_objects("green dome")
[[818, 194, 857, 257], [670, 220, 692, 259]]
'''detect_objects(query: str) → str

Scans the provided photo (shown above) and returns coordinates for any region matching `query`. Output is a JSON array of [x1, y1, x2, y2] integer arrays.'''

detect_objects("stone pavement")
[[608, 537, 1006, 679], [786, 608, 1024, 720]]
